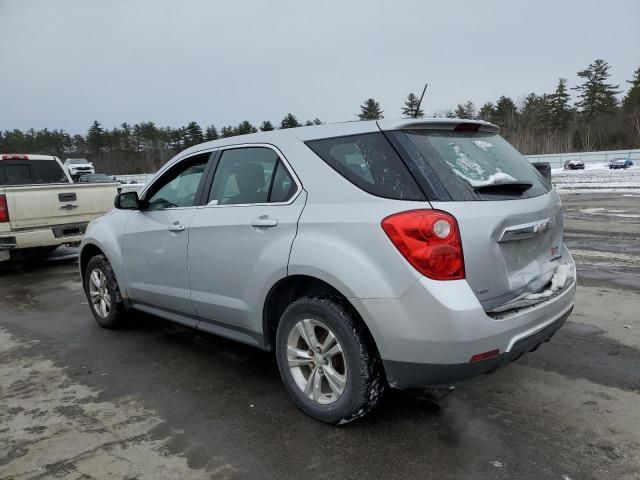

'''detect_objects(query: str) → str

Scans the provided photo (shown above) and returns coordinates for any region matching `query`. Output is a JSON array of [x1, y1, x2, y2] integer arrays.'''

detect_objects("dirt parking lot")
[[1, 192, 639, 480]]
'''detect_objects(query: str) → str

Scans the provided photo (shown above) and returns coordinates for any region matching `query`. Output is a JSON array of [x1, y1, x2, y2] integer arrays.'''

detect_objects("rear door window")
[[207, 147, 298, 205], [305, 133, 425, 201], [389, 130, 550, 201]]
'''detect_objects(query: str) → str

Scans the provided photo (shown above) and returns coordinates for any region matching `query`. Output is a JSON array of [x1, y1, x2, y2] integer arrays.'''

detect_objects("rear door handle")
[[168, 224, 186, 232], [251, 216, 278, 228]]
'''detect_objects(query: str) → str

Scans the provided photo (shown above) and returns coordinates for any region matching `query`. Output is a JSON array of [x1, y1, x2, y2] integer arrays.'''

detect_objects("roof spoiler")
[[379, 119, 499, 134]]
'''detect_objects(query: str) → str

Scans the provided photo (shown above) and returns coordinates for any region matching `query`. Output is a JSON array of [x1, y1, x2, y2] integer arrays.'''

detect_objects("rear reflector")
[[1, 154, 29, 160], [454, 123, 480, 132], [0, 195, 9, 223], [469, 349, 500, 363]]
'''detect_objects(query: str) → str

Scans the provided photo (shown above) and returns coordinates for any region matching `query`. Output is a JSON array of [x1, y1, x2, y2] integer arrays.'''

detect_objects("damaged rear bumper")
[[383, 307, 571, 389], [354, 250, 577, 390]]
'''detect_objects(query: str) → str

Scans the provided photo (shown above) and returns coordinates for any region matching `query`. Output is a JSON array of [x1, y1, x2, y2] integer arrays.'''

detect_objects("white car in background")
[[64, 158, 95, 180]]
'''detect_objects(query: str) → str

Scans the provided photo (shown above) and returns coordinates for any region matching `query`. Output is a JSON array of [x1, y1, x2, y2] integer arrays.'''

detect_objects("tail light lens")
[[381, 209, 465, 280], [0, 195, 9, 223]]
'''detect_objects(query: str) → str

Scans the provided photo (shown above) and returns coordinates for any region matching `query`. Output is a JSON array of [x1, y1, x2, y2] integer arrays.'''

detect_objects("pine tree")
[[623, 66, 640, 143], [183, 121, 204, 147], [477, 102, 496, 123], [520, 93, 553, 130], [622, 66, 640, 113], [573, 59, 621, 118], [205, 125, 219, 141], [87, 121, 105, 159], [401, 93, 424, 118], [454, 101, 476, 119], [236, 121, 258, 135], [550, 78, 572, 129], [280, 113, 301, 129], [260, 121, 274, 131], [493, 96, 518, 127], [357, 98, 383, 120], [220, 126, 237, 138]]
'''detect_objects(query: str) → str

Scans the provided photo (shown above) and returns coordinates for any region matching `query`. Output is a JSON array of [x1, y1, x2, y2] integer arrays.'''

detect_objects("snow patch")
[[579, 207, 640, 219], [451, 169, 517, 187], [473, 140, 493, 151]]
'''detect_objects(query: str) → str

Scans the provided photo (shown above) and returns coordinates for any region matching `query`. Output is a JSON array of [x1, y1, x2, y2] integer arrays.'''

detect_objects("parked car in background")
[[64, 158, 95, 180], [609, 157, 633, 169], [79, 119, 575, 424], [563, 159, 585, 170], [77, 173, 115, 183], [1, 154, 117, 262]]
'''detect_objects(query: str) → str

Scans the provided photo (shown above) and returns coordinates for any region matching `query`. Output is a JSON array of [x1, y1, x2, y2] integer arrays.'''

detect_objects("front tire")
[[84, 255, 129, 329], [275, 296, 385, 424]]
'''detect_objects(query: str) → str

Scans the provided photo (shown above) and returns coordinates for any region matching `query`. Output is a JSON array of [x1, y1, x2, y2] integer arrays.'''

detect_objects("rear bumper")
[[383, 308, 570, 388], [0, 223, 87, 258], [353, 248, 576, 389]]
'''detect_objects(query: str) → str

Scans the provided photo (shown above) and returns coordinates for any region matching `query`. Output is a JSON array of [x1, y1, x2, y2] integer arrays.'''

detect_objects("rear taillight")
[[0, 195, 9, 223], [381, 209, 465, 280], [1, 154, 29, 160]]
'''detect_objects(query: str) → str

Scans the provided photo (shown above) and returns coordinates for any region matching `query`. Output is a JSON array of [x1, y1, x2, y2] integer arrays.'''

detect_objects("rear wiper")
[[473, 181, 533, 193]]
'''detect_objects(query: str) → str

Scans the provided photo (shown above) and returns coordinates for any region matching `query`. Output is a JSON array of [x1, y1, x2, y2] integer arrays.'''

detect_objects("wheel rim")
[[286, 318, 347, 405], [88, 268, 111, 319]]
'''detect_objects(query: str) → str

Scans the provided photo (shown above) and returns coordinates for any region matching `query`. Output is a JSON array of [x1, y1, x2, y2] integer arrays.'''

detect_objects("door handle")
[[168, 224, 186, 232], [250, 216, 278, 228]]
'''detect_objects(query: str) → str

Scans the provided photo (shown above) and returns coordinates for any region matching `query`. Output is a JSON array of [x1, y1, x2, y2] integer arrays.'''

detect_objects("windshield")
[[69, 159, 90, 164], [390, 130, 550, 201]]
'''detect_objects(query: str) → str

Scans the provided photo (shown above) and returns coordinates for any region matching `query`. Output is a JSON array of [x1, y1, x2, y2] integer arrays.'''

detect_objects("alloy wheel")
[[88, 268, 112, 319], [286, 318, 347, 404]]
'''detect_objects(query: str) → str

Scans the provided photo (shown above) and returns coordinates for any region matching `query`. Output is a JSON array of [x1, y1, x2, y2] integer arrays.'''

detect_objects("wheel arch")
[[261, 274, 382, 363], [79, 242, 105, 282]]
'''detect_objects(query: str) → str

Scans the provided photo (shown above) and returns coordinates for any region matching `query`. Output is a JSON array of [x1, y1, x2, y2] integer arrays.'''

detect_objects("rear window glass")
[[305, 133, 425, 201], [0, 160, 69, 185], [389, 130, 550, 201]]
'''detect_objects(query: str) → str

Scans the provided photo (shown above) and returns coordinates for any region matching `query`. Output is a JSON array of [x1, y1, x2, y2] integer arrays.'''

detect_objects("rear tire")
[[84, 255, 129, 329], [275, 295, 385, 424]]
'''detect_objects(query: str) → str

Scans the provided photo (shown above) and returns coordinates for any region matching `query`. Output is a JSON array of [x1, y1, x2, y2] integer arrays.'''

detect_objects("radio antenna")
[[414, 83, 428, 118]]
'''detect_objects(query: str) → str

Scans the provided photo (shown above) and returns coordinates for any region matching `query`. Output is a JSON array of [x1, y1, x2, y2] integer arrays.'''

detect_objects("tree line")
[[1, 59, 638, 175], [360, 60, 640, 156]]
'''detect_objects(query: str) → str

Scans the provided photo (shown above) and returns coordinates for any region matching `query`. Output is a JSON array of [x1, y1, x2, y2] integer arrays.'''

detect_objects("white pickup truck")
[[0, 154, 118, 262]]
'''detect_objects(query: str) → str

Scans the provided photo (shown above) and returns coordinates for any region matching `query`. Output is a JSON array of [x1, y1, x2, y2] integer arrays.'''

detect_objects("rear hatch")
[[385, 123, 568, 311]]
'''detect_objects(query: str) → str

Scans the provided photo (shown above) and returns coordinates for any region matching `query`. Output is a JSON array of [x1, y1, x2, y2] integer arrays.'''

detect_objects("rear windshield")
[[0, 160, 70, 185], [388, 130, 550, 201], [305, 132, 425, 200]]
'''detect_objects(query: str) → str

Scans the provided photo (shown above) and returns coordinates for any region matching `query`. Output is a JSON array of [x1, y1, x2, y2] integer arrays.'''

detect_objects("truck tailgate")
[[5, 183, 118, 229]]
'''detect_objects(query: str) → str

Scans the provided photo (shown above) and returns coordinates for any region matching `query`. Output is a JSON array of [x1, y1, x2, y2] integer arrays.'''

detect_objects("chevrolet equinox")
[[80, 118, 576, 424]]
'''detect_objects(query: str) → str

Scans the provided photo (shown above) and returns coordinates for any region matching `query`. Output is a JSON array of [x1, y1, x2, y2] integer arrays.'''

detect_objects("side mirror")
[[114, 191, 141, 210], [532, 162, 552, 186]]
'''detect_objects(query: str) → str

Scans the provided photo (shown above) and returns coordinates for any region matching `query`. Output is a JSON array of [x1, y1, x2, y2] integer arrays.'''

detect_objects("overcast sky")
[[1, 0, 639, 134]]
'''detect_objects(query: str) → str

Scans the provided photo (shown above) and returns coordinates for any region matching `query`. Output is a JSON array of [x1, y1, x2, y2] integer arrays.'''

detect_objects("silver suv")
[[80, 119, 576, 424]]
